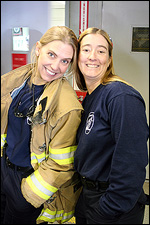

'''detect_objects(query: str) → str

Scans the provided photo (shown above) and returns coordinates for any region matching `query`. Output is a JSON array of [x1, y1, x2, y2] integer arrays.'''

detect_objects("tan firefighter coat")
[[1, 64, 83, 224]]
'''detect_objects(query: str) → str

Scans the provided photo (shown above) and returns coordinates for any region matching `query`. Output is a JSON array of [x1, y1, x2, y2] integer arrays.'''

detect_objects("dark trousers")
[[75, 187, 146, 224], [1, 154, 43, 224]]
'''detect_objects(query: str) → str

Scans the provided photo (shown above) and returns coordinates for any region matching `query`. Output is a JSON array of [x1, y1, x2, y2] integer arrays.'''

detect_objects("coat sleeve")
[[21, 110, 82, 208]]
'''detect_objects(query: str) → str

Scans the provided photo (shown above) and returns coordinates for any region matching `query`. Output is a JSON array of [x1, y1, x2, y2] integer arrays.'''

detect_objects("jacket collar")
[[32, 77, 64, 124]]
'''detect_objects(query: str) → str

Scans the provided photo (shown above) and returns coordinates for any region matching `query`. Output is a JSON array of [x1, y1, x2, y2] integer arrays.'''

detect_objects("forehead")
[[42, 40, 74, 58], [81, 34, 108, 48]]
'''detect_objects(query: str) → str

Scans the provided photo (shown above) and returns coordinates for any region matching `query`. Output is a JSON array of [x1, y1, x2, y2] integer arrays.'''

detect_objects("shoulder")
[[2, 64, 32, 78], [1, 64, 32, 86], [103, 81, 144, 103], [1, 64, 32, 96], [44, 77, 83, 115], [59, 77, 83, 110]]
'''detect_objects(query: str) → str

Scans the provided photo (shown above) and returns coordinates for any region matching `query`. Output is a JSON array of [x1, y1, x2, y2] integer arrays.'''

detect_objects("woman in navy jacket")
[[74, 27, 149, 224]]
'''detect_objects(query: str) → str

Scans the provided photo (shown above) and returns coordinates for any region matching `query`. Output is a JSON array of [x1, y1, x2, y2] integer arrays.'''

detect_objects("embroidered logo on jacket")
[[85, 112, 94, 135]]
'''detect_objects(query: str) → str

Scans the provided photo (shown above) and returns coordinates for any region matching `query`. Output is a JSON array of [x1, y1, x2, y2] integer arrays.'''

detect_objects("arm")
[[99, 94, 149, 217], [21, 110, 82, 208]]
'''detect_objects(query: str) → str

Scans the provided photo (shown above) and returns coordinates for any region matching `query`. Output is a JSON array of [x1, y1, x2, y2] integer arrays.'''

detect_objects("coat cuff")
[[21, 178, 46, 208]]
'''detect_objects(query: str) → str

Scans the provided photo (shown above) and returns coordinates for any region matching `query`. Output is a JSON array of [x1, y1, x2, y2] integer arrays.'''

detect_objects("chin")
[[47, 75, 63, 83]]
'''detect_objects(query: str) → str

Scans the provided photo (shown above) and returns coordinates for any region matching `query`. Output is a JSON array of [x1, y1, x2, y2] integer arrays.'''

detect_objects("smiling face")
[[35, 40, 73, 84], [78, 34, 111, 93]]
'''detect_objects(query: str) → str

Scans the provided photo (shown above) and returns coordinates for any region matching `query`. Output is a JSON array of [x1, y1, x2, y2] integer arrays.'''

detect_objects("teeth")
[[87, 65, 99, 68], [46, 68, 56, 75]]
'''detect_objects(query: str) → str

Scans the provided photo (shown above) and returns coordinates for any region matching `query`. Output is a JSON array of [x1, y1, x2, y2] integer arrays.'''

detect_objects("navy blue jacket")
[[74, 81, 149, 217]]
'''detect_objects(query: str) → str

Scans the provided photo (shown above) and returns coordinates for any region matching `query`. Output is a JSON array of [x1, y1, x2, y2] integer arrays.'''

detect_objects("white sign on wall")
[[12, 27, 29, 51]]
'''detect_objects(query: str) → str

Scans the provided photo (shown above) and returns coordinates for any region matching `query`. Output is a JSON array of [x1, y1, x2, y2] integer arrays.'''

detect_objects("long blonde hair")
[[30, 26, 78, 80], [75, 27, 131, 91]]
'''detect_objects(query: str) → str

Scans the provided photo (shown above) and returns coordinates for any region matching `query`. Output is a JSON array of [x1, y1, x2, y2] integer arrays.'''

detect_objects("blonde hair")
[[75, 27, 131, 91], [30, 26, 78, 80]]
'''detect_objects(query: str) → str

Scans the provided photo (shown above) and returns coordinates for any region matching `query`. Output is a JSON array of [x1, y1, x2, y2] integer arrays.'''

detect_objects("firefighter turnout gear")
[[1, 64, 83, 224]]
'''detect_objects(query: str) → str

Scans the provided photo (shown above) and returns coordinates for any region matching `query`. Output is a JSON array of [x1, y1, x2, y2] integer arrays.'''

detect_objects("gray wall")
[[65, 1, 103, 37], [1, 1, 51, 74]]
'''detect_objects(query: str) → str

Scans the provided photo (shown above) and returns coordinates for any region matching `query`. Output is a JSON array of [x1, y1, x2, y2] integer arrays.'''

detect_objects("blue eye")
[[49, 52, 54, 57], [62, 60, 69, 64], [83, 49, 89, 52]]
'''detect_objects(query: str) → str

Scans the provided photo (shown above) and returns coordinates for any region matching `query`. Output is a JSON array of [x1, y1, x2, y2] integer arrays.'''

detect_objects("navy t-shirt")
[[6, 80, 44, 167]]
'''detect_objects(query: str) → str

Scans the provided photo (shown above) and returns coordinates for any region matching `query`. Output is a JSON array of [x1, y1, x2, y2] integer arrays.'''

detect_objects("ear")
[[35, 41, 41, 56], [108, 56, 112, 68]]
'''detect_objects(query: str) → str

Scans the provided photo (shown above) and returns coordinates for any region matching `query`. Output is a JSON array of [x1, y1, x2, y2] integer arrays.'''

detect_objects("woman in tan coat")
[[1, 26, 83, 224]]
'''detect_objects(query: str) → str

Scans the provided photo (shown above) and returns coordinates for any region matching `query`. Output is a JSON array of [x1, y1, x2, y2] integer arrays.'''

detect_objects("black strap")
[[5, 156, 33, 173], [80, 176, 109, 191], [3, 143, 33, 173]]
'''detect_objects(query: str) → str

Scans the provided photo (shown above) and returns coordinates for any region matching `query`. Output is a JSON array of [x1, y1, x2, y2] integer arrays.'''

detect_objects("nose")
[[51, 59, 60, 71], [88, 50, 97, 60]]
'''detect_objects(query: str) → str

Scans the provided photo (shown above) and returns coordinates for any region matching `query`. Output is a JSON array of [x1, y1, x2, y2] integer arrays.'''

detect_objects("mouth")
[[45, 67, 56, 76], [86, 64, 99, 68]]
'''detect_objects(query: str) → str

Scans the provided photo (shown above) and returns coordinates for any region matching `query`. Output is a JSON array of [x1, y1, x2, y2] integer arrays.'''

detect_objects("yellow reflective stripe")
[[26, 170, 58, 200], [61, 210, 74, 223], [26, 176, 48, 200], [52, 157, 74, 165], [50, 146, 77, 154], [31, 152, 46, 165], [1, 134, 7, 148], [49, 146, 77, 165], [37, 208, 74, 223], [34, 170, 58, 193]]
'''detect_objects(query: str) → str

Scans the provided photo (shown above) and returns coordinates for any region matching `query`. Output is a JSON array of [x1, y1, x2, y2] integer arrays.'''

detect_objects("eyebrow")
[[81, 44, 107, 50], [49, 50, 72, 60]]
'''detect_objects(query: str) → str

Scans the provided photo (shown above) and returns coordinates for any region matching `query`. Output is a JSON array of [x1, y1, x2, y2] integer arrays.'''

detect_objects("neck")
[[32, 76, 47, 85], [31, 71, 47, 86], [86, 79, 101, 94]]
